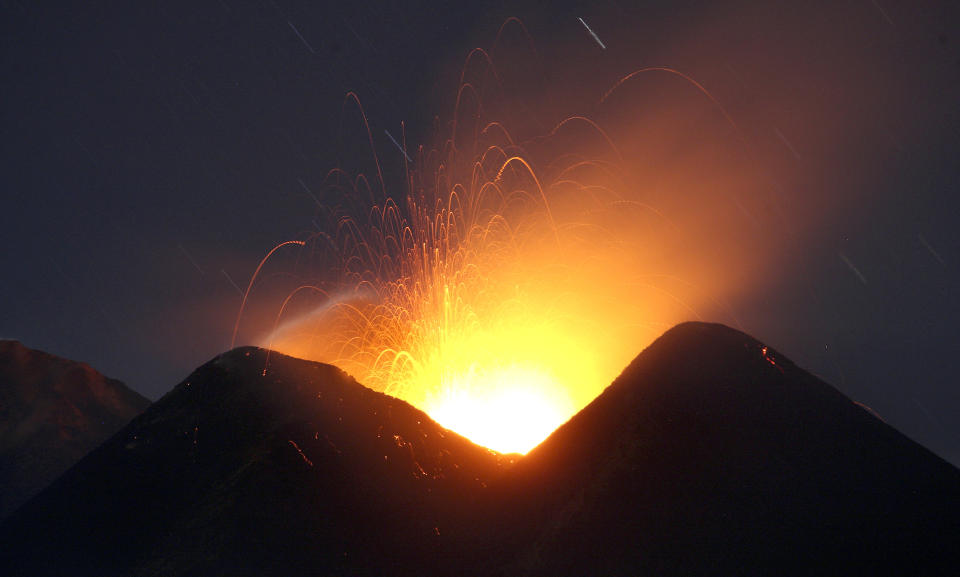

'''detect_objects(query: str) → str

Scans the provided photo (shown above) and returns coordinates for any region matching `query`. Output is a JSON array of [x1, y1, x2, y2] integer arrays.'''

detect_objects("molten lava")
[[426, 364, 573, 454], [237, 21, 770, 454], [255, 142, 649, 453]]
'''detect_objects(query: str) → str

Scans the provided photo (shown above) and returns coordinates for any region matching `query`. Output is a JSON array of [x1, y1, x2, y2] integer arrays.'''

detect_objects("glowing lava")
[[238, 21, 763, 455], [254, 143, 643, 454], [426, 364, 573, 454]]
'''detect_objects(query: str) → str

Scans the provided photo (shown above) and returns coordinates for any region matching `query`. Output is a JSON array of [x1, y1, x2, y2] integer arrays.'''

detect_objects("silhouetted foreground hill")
[[1, 323, 957, 576], [481, 322, 960, 575], [0, 346, 507, 576], [0, 340, 149, 519]]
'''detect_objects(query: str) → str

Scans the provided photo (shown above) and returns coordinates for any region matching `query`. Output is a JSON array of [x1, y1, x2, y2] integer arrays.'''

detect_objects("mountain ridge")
[[0, 339, 150, 518], [481, 322, 959, 575], [2, 323, 957, 575], [1, 345, 508, 576]]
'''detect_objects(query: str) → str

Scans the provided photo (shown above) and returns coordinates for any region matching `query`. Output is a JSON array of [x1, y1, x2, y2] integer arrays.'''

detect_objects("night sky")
[[2, 1, 958, 465]]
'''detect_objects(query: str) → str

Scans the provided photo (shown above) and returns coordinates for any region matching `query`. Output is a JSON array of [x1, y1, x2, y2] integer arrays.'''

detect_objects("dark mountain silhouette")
[[1, 323, 957, 576], [0, 346, 508, 576], [0, 340, 150, 519], [479, 322, 960, 575]]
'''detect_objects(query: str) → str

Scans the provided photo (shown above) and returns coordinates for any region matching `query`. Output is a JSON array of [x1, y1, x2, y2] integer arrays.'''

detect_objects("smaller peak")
[[183, 345, 363, 403], [215, 345, 270, 360], [602, 321, 794, 403], [661, 321, 749, 339], [0, 339, 28, 351], [207, 345, 280, 369], [209, 346, 327, 373], [0, 339, 68, 366], [653, 321, 763, 352]]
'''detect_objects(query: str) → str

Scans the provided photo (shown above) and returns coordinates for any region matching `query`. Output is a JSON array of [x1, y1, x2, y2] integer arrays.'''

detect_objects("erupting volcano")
[[4, 323, 957, 576], [3, 3, 960, 574], [232, 23, 768, 453]]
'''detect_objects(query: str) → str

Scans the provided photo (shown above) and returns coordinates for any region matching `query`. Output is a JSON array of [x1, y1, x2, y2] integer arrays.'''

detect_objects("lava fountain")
[[235, 20, 766, 454]]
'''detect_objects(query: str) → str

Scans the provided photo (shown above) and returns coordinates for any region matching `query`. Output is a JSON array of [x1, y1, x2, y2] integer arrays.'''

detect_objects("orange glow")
[[426, 364, 573, 454], [243, 21, 774, 454], [259, 139, 648, 453]]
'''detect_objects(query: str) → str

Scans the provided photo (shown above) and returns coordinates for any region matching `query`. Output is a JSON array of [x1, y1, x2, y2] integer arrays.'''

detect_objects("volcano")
[[1, 323, 957, 576], [0, 340, 149, 519]]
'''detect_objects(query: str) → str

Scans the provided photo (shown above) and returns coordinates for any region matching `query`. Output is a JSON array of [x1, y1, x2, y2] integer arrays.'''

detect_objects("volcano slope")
[[0, 347, 508, 576], [0, 340, 149, 519], [1, 323, 958, 576], [479, 322, 960, 576]]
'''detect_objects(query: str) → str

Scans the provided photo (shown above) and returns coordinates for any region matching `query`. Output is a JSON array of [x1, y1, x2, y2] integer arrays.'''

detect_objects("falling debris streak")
[[854, 400, 885, 422], [912, 398, 946, 434], [288, 440, 315, 467], [918, 234, 946, 266], [773, 126, 802, 161], [599, 67, 745, 147], [732, 197, 761, 229], [323, 434, 342, 455], [342, 92, 386, 197], [760, 345, 784, 373], [343, 20, 372, 52], [231, 240, 306, 348], [384, 129, 412, 162], [220, 269, 244, 296], [287, 20, 316, 54], [177, 243, 205, 275], [297, 177, 322, 206], [838, 252, 868, 285], [725, 62, 747, 89], [176, 77, 201, 106], [869, 0, 895, 26], [578, 17, 606, 50]]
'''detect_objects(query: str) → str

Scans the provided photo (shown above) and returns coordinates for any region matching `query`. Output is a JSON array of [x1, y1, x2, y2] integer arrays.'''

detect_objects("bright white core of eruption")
[[424, 364, 574, 455], [251, 57, 763, 457]]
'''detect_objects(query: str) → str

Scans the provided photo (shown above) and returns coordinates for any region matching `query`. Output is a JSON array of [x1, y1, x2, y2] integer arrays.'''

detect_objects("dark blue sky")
[[2, 0, 958, 465]]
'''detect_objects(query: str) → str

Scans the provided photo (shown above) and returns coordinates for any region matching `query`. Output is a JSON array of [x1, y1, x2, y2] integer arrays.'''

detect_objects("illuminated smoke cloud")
[[236, 19, 795, 453]]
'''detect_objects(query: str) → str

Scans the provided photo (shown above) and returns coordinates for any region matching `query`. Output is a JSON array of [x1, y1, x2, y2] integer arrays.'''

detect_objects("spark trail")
[[239, 20, 773, 453], [578, 17, 606, 50]]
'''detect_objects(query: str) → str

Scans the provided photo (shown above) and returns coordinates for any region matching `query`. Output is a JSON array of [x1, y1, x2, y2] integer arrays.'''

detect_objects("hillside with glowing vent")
[[232, 62, 770, 453], [2, 323, 957, 576]]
